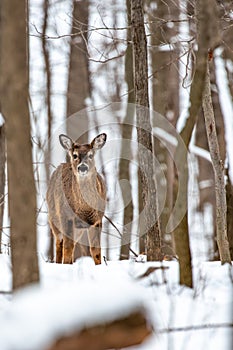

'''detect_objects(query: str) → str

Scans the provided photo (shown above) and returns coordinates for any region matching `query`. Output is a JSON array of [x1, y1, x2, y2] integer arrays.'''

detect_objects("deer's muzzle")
[[78, 163, 89, 175]]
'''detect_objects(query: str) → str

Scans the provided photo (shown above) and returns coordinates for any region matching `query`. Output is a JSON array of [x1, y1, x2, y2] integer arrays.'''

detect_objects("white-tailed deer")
[[47, 133, 107, 264]]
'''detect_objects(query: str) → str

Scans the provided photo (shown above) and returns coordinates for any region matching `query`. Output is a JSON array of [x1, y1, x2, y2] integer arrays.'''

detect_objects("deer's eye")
[[73, 154, 78, 160], [88, 154, 93, 159]]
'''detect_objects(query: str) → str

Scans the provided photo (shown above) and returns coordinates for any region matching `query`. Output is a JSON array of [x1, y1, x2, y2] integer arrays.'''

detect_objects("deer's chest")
[[66, 185, 103, 223]]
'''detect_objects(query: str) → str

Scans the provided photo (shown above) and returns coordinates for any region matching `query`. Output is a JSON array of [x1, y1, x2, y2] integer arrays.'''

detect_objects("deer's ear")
[[91, 133, 107, 150], [59, 134, 73, 151]]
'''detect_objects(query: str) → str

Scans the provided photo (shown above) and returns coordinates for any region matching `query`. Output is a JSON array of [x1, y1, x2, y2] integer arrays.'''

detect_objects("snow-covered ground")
[[0, 1, 232, 349], [0, 254, 232, 350]]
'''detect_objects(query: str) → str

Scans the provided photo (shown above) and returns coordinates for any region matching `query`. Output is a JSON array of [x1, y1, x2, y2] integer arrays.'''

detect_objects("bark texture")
[[66, 0, 90, 144], [119, 0, 134, 259], [202, 62, 231, 264], [148, 0, 180, 255], [0, 0, 39, 288], [0, 124, 5, 253], [131, 0, 161, 260], [42, 0, 54, 262], [196, 59, 226, 260], [226, 172, 233, 260], [171, 0, 220, 287]]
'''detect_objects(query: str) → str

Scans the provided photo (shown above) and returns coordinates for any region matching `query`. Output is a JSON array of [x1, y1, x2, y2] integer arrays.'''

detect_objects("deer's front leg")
[[63, 220, 74, 264], [49, 221, 62, 263], [88, 221, 102, 265]]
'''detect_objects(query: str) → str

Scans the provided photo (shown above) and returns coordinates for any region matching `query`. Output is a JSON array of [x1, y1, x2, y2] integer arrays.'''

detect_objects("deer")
[[46, 133, 107, 265]]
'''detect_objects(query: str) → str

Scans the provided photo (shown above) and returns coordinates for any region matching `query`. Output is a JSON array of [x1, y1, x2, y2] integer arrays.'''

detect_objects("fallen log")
[[47, 310, 151, 350]]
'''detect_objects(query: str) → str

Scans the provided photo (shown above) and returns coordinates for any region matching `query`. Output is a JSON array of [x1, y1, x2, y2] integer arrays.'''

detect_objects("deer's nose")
[[78, 163, 89, 175]]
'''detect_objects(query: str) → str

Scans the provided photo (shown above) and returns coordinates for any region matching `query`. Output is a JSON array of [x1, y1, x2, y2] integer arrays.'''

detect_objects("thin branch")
[[157, 323, 233, 334], [104, 215, 138, 257], [89, 51, 126, 63], [30, 19, 191, 41]]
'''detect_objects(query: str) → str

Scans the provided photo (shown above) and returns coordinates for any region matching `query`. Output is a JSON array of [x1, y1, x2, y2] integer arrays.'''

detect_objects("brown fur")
[[47, 134, 107, 264]]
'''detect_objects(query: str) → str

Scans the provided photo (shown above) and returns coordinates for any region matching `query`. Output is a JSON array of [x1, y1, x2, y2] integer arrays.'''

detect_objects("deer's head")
[[59, 133, 107, 177]]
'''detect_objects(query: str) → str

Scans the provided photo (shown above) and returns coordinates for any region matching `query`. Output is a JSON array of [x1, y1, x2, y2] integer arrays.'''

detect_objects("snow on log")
[[0, 279, 152, 350]]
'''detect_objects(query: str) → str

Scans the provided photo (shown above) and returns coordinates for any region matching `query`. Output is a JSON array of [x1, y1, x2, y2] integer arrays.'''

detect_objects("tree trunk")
[[119, 0, 134, 260], [131, 0, 161, 261], [220, 1, 233, 261], [0, 0, 39, 289], [42, 0, 54, 262], [202, 61, 231, 264], [221, 0, 233, 89], [148, 0, 180, 256], [0, 123, 5, 254], [169, 0, 220, 287], [226, 171, 233, 260], [196, 58, 226, 260], [66, 0, 90, 144]]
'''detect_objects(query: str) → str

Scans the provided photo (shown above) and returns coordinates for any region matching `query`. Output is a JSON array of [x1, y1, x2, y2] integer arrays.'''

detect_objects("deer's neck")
[[69, 167, 105, 216], [72, 170, 99, 199]]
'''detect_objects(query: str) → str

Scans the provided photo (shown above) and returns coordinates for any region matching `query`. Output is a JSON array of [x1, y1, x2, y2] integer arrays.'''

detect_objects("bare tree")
[[66, 0, 90, 144], [1, 0, 39, 289], [148, 0, 180, 256], [0, 123, 5, 254], [219, 0, 233, 261], [0, 0, 4, 254], [170, 0, 221, 287], [131, 0, 161, 261], [226, 171, 233, 260], [119, 0, 134, 259], [202, 59, 231, 264], [42, 0, 54, 262], [195, 55, 226, 260], [220, 0, 233, 97]]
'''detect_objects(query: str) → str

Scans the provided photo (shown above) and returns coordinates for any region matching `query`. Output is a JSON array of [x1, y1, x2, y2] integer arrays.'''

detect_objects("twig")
[[88, 50, 126, 63], [103, 256, 108, 266], [0, 290, 12, 295], [156, 323, 233, 334], [136, 266, 169, 279], [104, 215, 138, 257]]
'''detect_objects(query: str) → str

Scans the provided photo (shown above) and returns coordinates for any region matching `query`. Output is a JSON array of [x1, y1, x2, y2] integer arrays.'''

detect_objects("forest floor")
[[0, 254, 232, 350]]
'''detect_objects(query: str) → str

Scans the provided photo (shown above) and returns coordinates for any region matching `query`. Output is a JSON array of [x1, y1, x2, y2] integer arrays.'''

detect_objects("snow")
[[0, 113, 4, 126], [189, 144, 211, 163], [0, 258, 149, 350], [0, 255, 232, 350], [153, 127, 178, 147]]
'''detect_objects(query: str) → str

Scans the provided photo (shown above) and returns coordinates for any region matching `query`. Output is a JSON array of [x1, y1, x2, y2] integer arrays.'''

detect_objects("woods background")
[[0, 0, 233, 289]]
